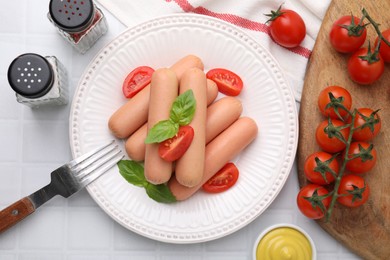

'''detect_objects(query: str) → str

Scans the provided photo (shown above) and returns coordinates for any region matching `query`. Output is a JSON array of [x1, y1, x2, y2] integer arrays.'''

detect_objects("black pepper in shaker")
[[7, 53, 68, 108], [48, 0, 108, 54]]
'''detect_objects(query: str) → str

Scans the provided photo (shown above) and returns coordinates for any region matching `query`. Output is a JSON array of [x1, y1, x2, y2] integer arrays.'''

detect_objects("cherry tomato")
[[266, 7, 306, 48], [350, 108, 381, 141], [345, 141, 377, 174], [206, 68, 243, 96], [158, 126, 194, 162], [318, 85, 352, 120], [347, 47, 384, 85], [337, 174, 370, 207], [297, 184, 331, 219], [329, 15, 367, 53], [202, 162, 239, 193], [316, 119, 350, 153], [122, 66, 154, 98], [375, 29, 390, 63], [304, 152, 339, 185]]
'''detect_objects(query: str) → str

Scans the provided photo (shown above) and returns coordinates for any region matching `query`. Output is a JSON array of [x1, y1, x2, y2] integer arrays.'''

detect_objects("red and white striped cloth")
[[96, 0, 331, 102]]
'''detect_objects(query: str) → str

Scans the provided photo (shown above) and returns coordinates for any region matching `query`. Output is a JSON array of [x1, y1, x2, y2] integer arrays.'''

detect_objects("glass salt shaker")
[[7, 53, 69, 108], [47, 0, 108, 54]]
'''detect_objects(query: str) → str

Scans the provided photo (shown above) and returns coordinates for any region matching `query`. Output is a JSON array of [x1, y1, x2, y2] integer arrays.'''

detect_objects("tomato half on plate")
[[158, 125, 194, 162], [122, 66, 154, 98], [206, 68, 243, 96], [202, 162, 239, 193]]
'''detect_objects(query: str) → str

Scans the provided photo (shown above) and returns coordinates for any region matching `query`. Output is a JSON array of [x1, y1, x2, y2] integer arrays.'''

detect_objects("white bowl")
[[252, 223, 317, 260]]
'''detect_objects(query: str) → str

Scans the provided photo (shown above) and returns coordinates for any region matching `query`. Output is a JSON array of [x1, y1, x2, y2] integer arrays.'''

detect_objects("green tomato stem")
[[362, 8, 390, 48], [327, 168, 339, 179], [325, 110, 357, 221]]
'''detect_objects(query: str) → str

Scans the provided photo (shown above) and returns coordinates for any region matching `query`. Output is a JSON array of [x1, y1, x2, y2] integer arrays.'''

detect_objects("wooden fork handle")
[[0, 197, 35, 233]]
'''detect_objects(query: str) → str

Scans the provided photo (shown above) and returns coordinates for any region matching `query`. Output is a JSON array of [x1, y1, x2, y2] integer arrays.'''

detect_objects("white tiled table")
[[0, 1, 361, 259]]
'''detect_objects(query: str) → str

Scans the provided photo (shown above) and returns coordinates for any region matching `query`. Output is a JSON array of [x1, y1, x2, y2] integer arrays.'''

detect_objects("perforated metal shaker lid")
[[7, 53, 54, 98], [49, 0, 94, 33]]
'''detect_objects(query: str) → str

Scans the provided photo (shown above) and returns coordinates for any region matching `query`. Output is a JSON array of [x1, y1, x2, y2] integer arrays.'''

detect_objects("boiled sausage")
[[144, 68, 178, 184], [168, 117, 258, 200], [174, 68, 208, 187], [205, 96, 242, 144], [124, 79, 219, 161], [108, 55, 204, 139]]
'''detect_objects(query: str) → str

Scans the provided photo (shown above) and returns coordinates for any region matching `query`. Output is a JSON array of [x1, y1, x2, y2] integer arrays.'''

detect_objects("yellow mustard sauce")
[[255, 227, 312, 260]]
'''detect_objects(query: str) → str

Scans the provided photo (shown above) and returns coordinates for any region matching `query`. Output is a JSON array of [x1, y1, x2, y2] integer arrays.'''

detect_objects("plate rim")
[[69, 13, 299, 244]]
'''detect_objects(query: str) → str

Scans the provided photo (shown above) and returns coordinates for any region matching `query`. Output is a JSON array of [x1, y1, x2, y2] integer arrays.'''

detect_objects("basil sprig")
[[145, 119, 179, 144], [145, 89, 196, 144], [170, 89, 196, 125], [117, 160, 177, 203]]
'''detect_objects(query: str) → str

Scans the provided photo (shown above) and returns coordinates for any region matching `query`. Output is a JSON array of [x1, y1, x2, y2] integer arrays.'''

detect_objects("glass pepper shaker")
[[7, 53, 69, 108], [47, 0, 108, 54]]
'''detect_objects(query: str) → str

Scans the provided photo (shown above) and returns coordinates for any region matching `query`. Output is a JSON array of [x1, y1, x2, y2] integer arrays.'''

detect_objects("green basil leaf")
[[170, 89, 196, 126], [117, 159, 177, 204], [145, 120, 179, 144], [117, 160, 147, 187], [145, 183, 177, 203]]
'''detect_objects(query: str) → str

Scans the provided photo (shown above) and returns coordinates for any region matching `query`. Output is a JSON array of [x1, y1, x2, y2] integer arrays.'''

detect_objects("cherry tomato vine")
[[298, 86, 381, 222], [298, 7, 387, 221], [330, 8, 390, 85]]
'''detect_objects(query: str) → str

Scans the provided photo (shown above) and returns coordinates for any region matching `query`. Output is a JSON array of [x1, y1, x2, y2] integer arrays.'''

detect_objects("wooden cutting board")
[[297, 0, 390, 259]]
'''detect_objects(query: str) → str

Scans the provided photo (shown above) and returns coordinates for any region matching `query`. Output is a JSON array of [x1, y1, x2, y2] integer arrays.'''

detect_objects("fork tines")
[[70, 141, 123, 185]]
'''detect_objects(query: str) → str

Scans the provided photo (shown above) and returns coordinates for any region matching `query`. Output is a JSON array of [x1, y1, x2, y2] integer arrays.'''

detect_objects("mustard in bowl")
[[253, 223, 316, 260]]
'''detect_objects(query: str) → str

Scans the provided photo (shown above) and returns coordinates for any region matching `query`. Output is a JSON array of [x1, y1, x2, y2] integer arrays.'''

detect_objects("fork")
[[0, 141, 123, 234]]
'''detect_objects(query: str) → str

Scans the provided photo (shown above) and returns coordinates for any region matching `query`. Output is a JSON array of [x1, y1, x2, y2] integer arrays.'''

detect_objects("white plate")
[[69, 14, 298, 244]]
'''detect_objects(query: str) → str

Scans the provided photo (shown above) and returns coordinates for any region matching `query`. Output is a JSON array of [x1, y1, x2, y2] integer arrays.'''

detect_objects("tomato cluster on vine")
[[297, 85, 381, 220], [329, 9, 390, 85]]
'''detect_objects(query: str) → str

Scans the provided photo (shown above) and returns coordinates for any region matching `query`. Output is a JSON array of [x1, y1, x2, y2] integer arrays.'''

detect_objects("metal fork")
[[0, 141, 123, 234]]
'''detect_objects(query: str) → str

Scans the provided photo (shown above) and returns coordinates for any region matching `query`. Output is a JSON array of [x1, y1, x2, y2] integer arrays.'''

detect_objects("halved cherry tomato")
[[304, 151, 339, 185], [337, 174, 370, 208], [345, 141, 377, 174], [318, 85, 352, 120], [315, 119, 350, 153], [206, 68, 243, 96], [122, 66, 154, 98], [297, 184, 331, 219], [202, 162, 239, 193], [350, 108, 381, 141], [158, 125, 194, 162]]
